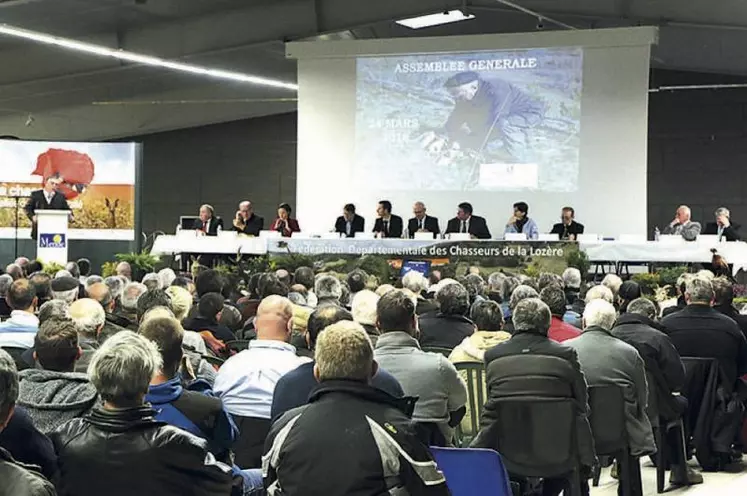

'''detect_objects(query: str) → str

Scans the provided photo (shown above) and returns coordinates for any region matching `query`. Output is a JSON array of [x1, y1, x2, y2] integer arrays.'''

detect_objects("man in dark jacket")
[[183, 292, 235, 342], [474, 298, 595, 496], [711, 276, 747, 339], [702, 207, 741, 241], [661, 277, 747, 391], [50, 331, 234, 496], [271, 305, 403, 421], [24, 174, 71, 240], [334, 203, 365, 238], [264, 321, 449, 495], [612, 298, 702, 485], [419, 282, 476, 350], [0, 349, 56, 496]]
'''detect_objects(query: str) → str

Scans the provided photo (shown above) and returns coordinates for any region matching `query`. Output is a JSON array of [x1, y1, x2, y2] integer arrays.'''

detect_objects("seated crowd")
[[2, 255, 747, 496]]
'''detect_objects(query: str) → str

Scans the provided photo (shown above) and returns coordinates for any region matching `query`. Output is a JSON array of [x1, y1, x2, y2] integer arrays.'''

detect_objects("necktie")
[[460, 220, 466, 233], [383, 220, 389, 236], [419, 219, 424, 230], [346, 221, 351, 236]]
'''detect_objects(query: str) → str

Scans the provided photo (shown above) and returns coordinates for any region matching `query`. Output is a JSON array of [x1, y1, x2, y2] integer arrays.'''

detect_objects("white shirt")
[[214, 339, 309, 418], [0, 310, 40, 348], [44, 191, 54, 204]]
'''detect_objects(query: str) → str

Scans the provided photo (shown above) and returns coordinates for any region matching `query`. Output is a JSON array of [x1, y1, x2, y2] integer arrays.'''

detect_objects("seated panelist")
[[194, 204, 223, 236], [270, 203, 301, 237]]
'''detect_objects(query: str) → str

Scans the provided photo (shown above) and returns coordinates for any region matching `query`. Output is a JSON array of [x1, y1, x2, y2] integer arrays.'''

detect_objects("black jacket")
[[407, 216, 440, 238], [418, 313, 475, 350], [703, 221, 741, 241], [661, 304, 747, 391], [475, 330, 595, 467], [550, 221, 585, 240], [612, 313, 686, 420], [183, 315, 235, 343], [714, 303, 747, 340], [264, 380, 449, 496], [334, 214, 365, 238], [662, 296, 686, 318], [194, 217, 224, 236], [50, 406, 233, 496], [373, 215, 404, 238], [24, 190, 70, 240], [0, 408, 57, 482], [233, 214, 264, 236], [416, 297, 439, 316], [0, 447, 55, 496], [444, 215, 491, 239]]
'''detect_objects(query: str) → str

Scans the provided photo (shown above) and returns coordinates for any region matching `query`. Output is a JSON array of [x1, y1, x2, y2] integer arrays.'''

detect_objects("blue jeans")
[[238, 468, 264, 496]]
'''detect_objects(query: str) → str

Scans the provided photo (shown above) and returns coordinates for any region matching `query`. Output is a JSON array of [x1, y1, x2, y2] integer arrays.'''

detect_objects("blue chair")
[[430, 447, 513, 496]]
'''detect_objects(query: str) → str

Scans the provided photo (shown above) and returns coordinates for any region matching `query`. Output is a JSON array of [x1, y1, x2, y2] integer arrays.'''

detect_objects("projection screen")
[[288, 27, 657, 238]]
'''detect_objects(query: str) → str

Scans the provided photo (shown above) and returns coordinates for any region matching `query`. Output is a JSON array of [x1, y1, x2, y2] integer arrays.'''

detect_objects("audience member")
[[346, 269, 368, 297], [351, 289, 380, 344], [711, 276, 747, 339], [183, 293, 235, 342], [17, 318, 97, 434], [612, 298, 702, 485], [165, 285, 192, 322], [504, 284, 539, 332], [214, 295, 307, 468], [617, 280, 643, 313], [28, 272, 52, 307], [374, 290, 467, 444], [0, 279, 39, 348], [584, 284, 614, 304], [540, 284, 582, 343], [195, 269, 225, 298], [76, 258, 92, 280], [375, 283, 396, 297], [135, 288, 172, 323], [662, 273, 693, 318], [119, 281, 145, 325], [264, 321, 449, 495], [54, 270, 72, 280], [401, 272, 435, 316], [315, 274, 342, 306], [567, 300, 656, 459], [50, 331, 234, 496], [0, 349, 56, 496], [601, 273, 623, 300], [65, 262, 80, 281], [158, 268, 177, 290], [562, 267, 585, 312], [50, 276, 79, 304], [68, 298, 106, 372], [339, 280, 352, 308], [85, 282, 129, 336], [5, 264, 23, 281], [115, 261, 132, 281], [140, 306, 210, 378], [272, 304, 403, 421], [0, 274, 12, 317], [141, 272, 161, 292], [661, 277, 747, 390], [419, 282, 476, 350], [537, 272, 563, 292], [475, 298, 595, 496], [37, 300, 69, 324]]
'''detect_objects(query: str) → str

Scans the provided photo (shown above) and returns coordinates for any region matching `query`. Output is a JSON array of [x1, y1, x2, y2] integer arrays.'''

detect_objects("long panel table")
[[151, 235, 747, 274]]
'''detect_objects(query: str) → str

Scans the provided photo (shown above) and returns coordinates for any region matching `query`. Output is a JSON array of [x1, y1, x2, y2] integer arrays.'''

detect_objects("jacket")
[[194, 217, 224, 236], [374, 331, 467, 440], [270, 360, 404, 421], [17, 369, 98, 434], [714, 303, 747, 340], [373, 215, 404, 238], [476, 329, 596, 467], [145, 376, 238, 461], [416, 297, 439, 316], [703, 221, 741, 242], [550, 221, 585, 240], [418, 313, 476, 350], [448, 330, 510, 435], [184, 315, 235, 342], [0, 408, 57, 481], [233, 214, 264, 236], [504, 217, 540, 240], [566, 327, 656, 457], [50, 405, 234, 496], [270, 217, 301, 237], [0, 447, 55, 496], [263, 380, 449, 496], [444, 215, 491, 239], [407, 216, 440, 238], [334, 214, 365, 238], [663, 220, 701, 241], [24, 189, 71, 239], [661, 304, 747, 391], [548, 315, 582, 343]]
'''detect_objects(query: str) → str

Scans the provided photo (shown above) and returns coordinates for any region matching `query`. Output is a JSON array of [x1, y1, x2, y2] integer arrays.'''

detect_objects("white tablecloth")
[[151, 234, 266, 255]]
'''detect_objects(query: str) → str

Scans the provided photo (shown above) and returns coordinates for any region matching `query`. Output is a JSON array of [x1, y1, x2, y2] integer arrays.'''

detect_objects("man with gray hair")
[[663, 205, 702, 241], [584, 284, 614, 304], [477, 298, 595, 494], [141, 273, 162, 292], [4, 263, 23, 281], [703, 206, 741, 242], [68, 298, 106, 373], [403, 271, 438, 316], [419, 282, 475, 350], [567, 299, 656, 462], [50, 276, 79, 304], [115, 261, 132, 281], [118, 281, 146, 326], [0, 274, 12, 318], [265, 321, 449, 495], [612, 298, 701, 486], [601, 273, 623, 299], [0, 349, 56, 496], [50, 331, 234, 495], [314, 274, 342, 306], [662, 276, 747, 389]]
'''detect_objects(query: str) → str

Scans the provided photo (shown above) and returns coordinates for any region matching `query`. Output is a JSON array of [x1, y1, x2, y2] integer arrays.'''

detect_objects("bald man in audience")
[[115, 262, 132, 281], [407, 202, 440, 238]]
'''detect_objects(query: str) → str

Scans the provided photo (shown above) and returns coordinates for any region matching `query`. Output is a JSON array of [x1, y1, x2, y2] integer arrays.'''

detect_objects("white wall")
[[289, 27, 656, 237]]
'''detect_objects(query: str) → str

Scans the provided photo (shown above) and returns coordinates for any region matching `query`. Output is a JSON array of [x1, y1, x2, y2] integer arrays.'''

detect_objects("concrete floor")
[[590, 457, 747, 496]]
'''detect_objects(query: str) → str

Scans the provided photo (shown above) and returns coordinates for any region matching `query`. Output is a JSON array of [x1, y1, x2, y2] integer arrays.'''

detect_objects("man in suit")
[[407, 202, 440, 239], [232, 200, 263, 236], [193, 204, 223, 236], [702, 207, 741, 242], [663, 205, 701, 241], [334, 203, 365, 238], [372, 200, 403, 238], [24, 174, 71, 240], [550, 206, 585, 241], [444, 202, 491, 239]]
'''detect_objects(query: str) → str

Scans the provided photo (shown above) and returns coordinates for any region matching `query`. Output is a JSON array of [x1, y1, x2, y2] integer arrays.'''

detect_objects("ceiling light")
[[396, 10, 475, 29], [0, 23, 298, 91]]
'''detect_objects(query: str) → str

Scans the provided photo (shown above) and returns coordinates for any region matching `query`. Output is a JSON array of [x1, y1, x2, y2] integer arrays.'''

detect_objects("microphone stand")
[[9, 195, 24, 260]]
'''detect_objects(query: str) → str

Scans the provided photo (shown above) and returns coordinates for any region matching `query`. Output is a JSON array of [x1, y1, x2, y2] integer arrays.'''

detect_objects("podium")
[[36, 210, 71, 265]]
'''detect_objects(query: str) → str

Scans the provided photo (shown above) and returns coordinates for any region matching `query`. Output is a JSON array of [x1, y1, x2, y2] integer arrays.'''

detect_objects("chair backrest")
[[489, 396, 579, 478], [588, 384, 628, 455], [422, 346, 452, 358], [681, 356, 720, 434], [455, 362, 487, 438], [430, 447, 512, 496]]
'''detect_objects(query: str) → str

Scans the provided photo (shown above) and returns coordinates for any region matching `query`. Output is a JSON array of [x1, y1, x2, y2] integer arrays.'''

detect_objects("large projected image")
[[0, 140, 137, 240], [355, 47, 583, 192]]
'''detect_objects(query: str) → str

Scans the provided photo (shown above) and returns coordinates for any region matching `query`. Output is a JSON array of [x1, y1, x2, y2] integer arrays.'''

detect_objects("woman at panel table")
[[270, 203, 301, 237]]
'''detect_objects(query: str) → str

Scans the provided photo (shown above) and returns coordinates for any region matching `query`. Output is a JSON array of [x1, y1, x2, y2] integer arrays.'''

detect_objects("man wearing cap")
[[438, 71, 544, 162], [50, 277, 80, 305]]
